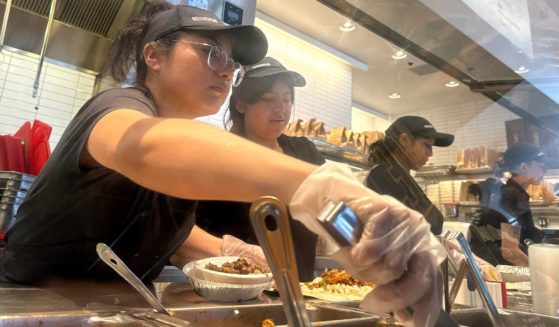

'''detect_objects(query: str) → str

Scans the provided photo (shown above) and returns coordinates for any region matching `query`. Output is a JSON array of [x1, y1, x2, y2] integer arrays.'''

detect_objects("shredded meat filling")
[[206, 257, 271, 275], [305, 268, 374, 289]]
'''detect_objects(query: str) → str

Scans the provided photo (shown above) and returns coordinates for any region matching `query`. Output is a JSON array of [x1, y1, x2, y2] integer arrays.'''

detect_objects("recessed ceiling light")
[[445, 81, 459, 88], [339, 21, 356, 32], [388, 93, 401, 99], [391, 50, 407, 60], [514, 66, 530, 74]]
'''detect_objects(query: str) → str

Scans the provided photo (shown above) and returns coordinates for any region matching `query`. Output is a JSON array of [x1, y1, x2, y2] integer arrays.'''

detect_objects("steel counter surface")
[[0, 266, 278, 314], [0, 271, 381, 327]]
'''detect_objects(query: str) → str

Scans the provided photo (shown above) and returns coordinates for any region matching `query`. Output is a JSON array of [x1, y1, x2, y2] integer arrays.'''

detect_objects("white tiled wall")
[[2, 12, 354, 149], [397, 99, 520, 166], [351, 107, 390, 133], [255, 18, 353, 130], [0, 32, 522, 169], [0, 49, 95, 149], [196, 16, 353, 131]]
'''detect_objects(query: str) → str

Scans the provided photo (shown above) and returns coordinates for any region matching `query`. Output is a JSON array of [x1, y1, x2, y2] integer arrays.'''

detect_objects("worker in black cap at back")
[[366, 116, 454, 235], [471, 143, 549, 266]]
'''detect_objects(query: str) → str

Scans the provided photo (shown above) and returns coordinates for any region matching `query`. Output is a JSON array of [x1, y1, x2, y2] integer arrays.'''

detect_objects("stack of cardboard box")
[[284, 118, 384, 155]]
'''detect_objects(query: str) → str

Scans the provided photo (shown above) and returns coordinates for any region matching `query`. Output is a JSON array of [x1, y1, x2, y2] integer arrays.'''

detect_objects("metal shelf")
[[414, 165, 456, 178], [307, 137, 370, 170]]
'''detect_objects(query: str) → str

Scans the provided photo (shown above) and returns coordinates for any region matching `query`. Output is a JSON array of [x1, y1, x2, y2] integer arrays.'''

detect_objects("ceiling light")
[[445, 81, 459, 88], [391, 50, 407, 60], [388, 93, 401, 99], [514, 66, 530, 74], [339, 21, 356, 32]]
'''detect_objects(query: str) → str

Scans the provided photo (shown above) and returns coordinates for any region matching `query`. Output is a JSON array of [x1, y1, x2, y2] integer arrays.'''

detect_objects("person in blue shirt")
[[471, 143, 548, 265]]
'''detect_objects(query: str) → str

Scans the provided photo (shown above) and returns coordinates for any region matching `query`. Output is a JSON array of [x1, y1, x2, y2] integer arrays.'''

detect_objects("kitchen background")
[[0, 7, 521, 162], [1, 0, 558, 216]]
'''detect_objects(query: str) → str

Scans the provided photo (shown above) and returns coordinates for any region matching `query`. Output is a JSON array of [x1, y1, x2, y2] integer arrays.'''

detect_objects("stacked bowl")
[[183, 256, 274, 302], [529, 243, 559, 316], [0, 171, 35, 239]]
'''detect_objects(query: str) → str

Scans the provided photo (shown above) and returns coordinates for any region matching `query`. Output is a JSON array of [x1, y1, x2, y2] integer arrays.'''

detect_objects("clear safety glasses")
[[175, 40, 244, 87]]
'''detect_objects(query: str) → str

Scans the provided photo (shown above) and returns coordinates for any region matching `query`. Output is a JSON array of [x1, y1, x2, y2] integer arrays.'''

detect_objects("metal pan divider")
[[249, 196, 312, 327]]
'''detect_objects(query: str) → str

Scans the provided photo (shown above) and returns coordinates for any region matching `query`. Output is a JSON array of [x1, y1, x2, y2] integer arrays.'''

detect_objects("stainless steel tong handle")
[[249, 196, 312, 327], [96, 243, 170, 316], [87, 303, 192, 327], [455, 233, 505, 327]]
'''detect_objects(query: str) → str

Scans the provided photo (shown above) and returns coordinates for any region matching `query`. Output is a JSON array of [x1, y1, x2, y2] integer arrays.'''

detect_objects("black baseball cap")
[[243, 57, 306, 87], [503, 143, 546, 170], [143, 5, 267, 65], [385, 116, 454, 147]]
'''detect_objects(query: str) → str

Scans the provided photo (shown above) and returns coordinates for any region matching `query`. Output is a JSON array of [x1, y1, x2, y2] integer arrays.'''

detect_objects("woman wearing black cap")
[[1, 2, 272, 284], [192, 57, 324, 281], [471, 143, 547, 265], [0, 4, 445, 324], [366, 116, 454, 235]]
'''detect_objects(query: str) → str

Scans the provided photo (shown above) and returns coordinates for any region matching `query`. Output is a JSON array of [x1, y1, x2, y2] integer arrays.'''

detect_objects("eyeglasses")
[[174, 40, 244, 87]]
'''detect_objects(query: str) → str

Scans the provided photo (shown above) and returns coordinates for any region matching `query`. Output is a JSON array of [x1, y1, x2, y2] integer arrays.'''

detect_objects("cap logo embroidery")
[[424, 124, 433, 128], [192, 17, 218, 23], [250, 63, 272, 69]]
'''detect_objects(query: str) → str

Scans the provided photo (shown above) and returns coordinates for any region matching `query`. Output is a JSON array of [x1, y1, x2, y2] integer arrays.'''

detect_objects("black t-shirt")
[[501, 180, 544, 244], [366, 161, 443, 235], [196, 134, 325, 281], [0, 87, 196, 284], [470, 179, 544, 265]]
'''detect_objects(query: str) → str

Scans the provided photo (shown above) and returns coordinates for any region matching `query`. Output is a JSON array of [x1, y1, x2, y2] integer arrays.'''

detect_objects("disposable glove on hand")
[[445, 240, 502, 282], [289, 162, 446, 327], [220, 234, 268, 267]]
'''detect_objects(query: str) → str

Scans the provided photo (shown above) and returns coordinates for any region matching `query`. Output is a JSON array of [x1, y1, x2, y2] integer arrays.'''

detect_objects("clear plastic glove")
[[445, 240, 502, 282], [220, 234, 268, 267], [289, 163, 446, 327]]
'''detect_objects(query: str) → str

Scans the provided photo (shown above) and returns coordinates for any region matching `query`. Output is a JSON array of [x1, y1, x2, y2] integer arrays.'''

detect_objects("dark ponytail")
[[368, 139, 390, 166], [103, 2, 174, 85], [368, 134, 404, 166]]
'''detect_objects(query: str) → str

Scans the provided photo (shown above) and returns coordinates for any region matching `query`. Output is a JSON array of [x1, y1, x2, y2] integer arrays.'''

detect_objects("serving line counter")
[[2, 266, 559, 327], [0, 268, 380, 327]]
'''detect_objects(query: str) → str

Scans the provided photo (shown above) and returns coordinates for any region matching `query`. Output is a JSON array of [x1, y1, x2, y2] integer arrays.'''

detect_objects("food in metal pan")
[[261, 318, 275, 327], [205, 257, 271, 275]]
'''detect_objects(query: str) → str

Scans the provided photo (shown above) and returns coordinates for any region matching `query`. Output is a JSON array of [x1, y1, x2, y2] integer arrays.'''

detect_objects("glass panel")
[[325, 0, 559, 134]]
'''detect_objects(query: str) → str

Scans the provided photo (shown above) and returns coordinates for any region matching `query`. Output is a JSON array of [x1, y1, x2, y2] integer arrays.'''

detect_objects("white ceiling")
[[256, 0, 488, 117]]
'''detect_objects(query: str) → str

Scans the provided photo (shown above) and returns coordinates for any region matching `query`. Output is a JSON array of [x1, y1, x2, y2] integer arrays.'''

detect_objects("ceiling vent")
[[0, 0, 145, 72], [10, 0, 124, 37]]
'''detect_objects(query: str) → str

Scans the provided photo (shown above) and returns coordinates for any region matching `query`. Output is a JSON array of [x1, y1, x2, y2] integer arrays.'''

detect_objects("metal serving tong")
[[96, 243, 192, 327], [439, 232, 505, 327], [249, 196, 312, 327]]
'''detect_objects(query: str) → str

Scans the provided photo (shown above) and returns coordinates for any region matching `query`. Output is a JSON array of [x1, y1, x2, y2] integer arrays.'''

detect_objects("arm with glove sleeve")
[[444, 239, 502, 282], [220, 234, 268, 266], [289, 163, 446, 327], [170, 226, 267, 268]]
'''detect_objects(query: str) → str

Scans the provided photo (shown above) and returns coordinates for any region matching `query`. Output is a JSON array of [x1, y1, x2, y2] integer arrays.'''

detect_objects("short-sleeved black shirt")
[[470, 179, 544, 265], [500, 180, 544, 245], [0, 87, 196, 284], [196, 134, 325, 281], [366, 161, 443, 235]]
